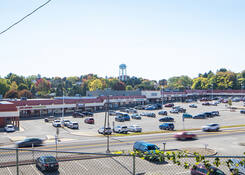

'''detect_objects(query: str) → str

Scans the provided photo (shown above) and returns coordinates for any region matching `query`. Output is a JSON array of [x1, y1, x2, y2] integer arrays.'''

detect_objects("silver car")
[[128, 125, 142, 132]]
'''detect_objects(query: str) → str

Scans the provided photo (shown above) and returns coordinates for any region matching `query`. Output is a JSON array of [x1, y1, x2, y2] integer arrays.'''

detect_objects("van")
[[67, 122, 79, 129], [133, 141, 159, 153]]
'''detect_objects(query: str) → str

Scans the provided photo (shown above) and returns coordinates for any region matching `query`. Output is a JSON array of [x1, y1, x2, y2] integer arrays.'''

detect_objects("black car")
[[16, 138, 43, 148], [82, 111, 94, 116], [203, 112, 213, 118], [159, 117, 174, 122], [158, 110, 168, 115], [36, 156, 59, 172], [211, 111, 219, 116], [240, 110, 245, 114], [72, 112, 85, 118], [193, 114, 206, 119]]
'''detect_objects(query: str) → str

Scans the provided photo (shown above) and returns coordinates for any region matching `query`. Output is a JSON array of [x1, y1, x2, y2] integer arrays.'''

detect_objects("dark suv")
[[159, 123, 174, 130]]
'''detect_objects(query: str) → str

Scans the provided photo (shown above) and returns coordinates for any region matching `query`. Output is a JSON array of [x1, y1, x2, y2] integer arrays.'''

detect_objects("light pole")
[[211, 84, 214, 100], [161, 86, 164, 108], [103, 96, 110, 153]]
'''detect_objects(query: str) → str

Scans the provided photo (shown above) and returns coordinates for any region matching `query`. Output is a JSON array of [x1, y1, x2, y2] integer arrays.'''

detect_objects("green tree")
[[168, 76, 192, 90], [0, 79, 10, 96], [10, 81, 18, 90], [191, 77, 208, 89], [17, 83, 28, 91], [126, 85, 133, 90]]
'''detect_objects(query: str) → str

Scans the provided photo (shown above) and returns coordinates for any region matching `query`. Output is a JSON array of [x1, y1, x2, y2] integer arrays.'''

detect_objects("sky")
[[0, 0, 245, 81]]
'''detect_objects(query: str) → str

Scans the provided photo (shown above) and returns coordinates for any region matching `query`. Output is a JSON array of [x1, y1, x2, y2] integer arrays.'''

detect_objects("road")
[[2, 127, 245, 156]]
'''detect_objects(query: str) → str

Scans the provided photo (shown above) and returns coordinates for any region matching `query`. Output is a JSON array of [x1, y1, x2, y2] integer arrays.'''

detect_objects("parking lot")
[[3, 101, 245, 141]]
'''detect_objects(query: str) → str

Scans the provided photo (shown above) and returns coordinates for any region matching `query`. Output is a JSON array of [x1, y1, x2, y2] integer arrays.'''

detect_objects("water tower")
[[119, 64, 127, 81]]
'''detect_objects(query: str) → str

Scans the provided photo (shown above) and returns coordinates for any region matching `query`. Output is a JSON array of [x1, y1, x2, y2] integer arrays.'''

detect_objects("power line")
[[0, 0, 52, 36]]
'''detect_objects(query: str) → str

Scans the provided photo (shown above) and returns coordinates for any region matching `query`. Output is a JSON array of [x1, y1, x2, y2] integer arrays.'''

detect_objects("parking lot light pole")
[[162, 142, 166, 152], [211, 84, 214, 100], [104, 96, 110, 153]]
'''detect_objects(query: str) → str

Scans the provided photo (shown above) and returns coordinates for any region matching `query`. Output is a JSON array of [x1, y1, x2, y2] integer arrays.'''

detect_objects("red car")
[[164, 103, 174, 107], [84, 117, 94, 124], [191, 164, 225, 175], [174, 132, 197, 140]]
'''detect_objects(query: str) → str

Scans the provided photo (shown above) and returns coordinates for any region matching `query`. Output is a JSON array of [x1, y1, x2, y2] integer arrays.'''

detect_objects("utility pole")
[[103, 96, 110, 153]]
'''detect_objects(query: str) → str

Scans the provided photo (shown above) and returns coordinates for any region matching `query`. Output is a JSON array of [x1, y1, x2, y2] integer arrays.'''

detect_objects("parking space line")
[[7, 167, 13, 175], [31, 165, 41, 175], [74, 161, 88, 171]]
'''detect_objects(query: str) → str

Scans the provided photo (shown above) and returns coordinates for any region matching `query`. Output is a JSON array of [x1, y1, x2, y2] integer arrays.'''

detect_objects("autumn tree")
[[88, 79, 103, 91], [0, 79, 10, 96], [4, 89, 19, 98], [18, 89, 32, 98]]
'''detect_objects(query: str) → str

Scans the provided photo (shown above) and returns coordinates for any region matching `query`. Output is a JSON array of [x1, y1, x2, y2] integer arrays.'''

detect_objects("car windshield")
[[7, 126, 14, 128], [43, 157, 57, 163], [147, 145, 158, 150]]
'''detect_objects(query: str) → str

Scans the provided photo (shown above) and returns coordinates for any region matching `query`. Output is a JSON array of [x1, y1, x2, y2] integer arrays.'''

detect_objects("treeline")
[[0, 68, 244, 99]]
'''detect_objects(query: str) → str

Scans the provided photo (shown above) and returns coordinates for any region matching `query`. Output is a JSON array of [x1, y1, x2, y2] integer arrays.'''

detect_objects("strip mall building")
[[0, 90, 244, 128]]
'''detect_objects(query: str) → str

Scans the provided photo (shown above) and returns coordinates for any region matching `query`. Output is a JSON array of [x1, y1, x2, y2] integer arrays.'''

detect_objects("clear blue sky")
[[0, 0, 244, 81]]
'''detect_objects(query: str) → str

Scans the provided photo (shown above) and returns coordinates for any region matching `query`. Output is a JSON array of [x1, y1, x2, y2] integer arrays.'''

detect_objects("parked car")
[[170, 109, 179, 114], [191, 164, 225, 175], [145, 105, 156, 110], [4, 124, 15, 132], [63, 119, 71, 127], [164, 103, 174, 107], [119, 107, 127, 112], [202, 123, 220, 132], [153, 103, 163, 109], [131, 114, 141, 120], [211, 111, 219, 116], [182, 113, 193, 118], [98, 127, 112, 135], [174, 132, 197, 140], [84, 117, 94, 124], [193, 114, 206, 119], [126, 108, 137, 113], [44, 116, 58, 122], [240, 110, 245, 114], [122, 113, 130, 121], [159, 117, 174, 122], [16, 138, 43, 148], [52, 120, 61, 127], [135, 105, 145, 110], [115, 115, 125, 122], [82, 111, 94, 116], [72, 112, 85, 118], [203, 112, 213, 118], [173, 106, 186, 113], [159, 123, 174, 130], [67, 122, 79, 129], [202, 102, 210, 106], [133, 141, 159, 153], [109, 110, 117, 116], [189, 104, 197, 108], [158, 110, 168, 115], [140, 112, 156, 117], [128, 125, 142, 132], [36, 156, 59, 172], [113, 126, 128, 134], [229, 159, 245, 174], [185, 99, 193, 103]]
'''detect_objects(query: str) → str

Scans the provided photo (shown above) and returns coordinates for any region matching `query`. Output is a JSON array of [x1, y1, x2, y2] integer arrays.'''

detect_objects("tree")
[[112, 81, 126, 90], [10, 81, 18, 90], [0, 79, 10, 96], [4, 89, 19, 98], [17, 83, 28, 91], [56, 84, 63, 96], [191, 77, 208, 89], [18, 89, 32, 98], [217, 68, 227, 72], [88, 79, 103, 91], [126, 85, 133, 90], [241, 70, 245, 79], [35, 78, 51, 92], [168, 76, 192, 90]]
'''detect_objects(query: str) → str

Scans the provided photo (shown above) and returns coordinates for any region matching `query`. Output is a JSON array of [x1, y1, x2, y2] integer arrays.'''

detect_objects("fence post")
[[132, 155, 136, 175], [16, 149, 19, 175]]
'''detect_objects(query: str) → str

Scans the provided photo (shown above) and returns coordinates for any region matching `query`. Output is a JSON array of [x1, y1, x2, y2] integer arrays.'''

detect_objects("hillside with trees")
[[0, 69, 244, 98]]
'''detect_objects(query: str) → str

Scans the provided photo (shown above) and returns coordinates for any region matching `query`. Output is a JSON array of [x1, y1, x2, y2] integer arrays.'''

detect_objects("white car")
[[113, 126, 128, 134], [128, 125, 142, 132], [4, 124, 15, 132], [52, 120, 61, 127], [202, 123, 220, 132]]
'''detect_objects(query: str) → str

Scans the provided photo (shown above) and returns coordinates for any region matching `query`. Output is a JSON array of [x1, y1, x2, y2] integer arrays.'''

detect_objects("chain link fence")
[[0, 148, 244, 175]]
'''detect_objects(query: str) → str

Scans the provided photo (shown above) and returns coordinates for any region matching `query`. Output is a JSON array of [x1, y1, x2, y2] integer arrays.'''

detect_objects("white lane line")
[[74, 161, 88, 171], [31, 165, 41, 175], [7, 167, 13, 175], [59, 167, 67, 174], [176, 171, 190, 174]]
